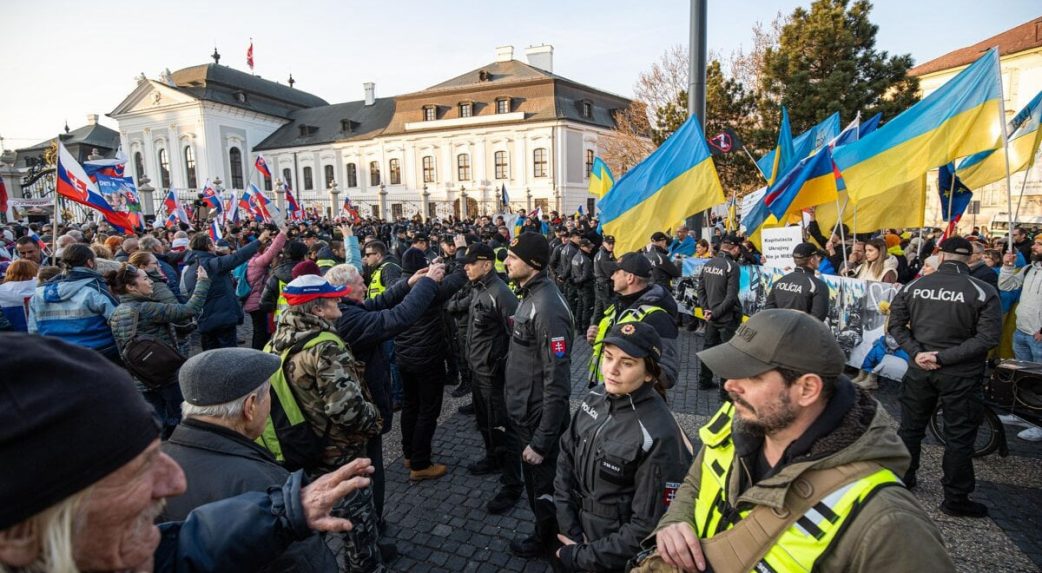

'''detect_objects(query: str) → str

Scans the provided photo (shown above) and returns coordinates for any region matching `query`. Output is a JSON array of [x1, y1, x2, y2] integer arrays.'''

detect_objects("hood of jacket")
[[269, 308, 337, 353], [43, 267, 114, 304], [731, 380, 910, 509]]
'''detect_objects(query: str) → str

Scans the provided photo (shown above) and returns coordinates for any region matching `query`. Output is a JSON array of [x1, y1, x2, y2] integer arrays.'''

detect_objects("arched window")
[[282, 168, 292, 188], [533, 148, 548, 178], [133, 151, 145, 184], [263, 173, 273, 191], [183, 146, 197, 189], [303, 166, 314, 190], [422, 156, 435, 183], [324, 165, 335, 188], [346, 163, 358, 187], [457, 154, 470, 181], [369, 161, 381, 186], [494, 151, 508, 180], [157, 149, 170, 188], [389, 158, 401, 185], [228, 147, 244, 189]]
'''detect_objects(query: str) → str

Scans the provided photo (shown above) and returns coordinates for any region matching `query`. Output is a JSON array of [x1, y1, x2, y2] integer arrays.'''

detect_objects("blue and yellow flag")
[[764, 147, 838, 219], [765, 107, 796, 186], [758, 112, 841, 182], [599, 114, 724, 254], [957, 89, 1042, 189], [834, 48, 1003, 203], [587, 157, 615, 198]]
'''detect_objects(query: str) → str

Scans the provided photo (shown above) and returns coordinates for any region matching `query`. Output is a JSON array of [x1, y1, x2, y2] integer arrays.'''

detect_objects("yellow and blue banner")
[[758, 111, 840, 182], [599, 114, 724, 254], [587, 157, 614, 198], [833, 48, 1003, 203], [957, 89, 1042, 189], [766, 107, 795, 186]]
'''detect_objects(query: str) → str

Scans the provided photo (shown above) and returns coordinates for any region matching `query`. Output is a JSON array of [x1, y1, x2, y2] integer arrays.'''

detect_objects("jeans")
[[400, 363, 446, 470], [200, 324, 238, 350], [382, 340, 403, 404], [1013, 329, 1042, 363]]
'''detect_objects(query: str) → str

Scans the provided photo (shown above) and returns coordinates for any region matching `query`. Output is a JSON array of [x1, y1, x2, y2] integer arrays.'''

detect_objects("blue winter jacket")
[[153, 470, 317, 572], [27, 267, 118, 353], [181, 241, 262, 333]]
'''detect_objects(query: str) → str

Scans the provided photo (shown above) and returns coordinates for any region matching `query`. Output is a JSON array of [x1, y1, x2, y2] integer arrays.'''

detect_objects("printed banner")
[[673, 258, 908, 378]]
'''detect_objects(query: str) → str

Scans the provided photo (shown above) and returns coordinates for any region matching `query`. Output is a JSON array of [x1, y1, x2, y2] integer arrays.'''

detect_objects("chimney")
[[363, 82, 375, 106], [525, 44, 553, 73], [495, 45, 514, 63], [86, 114, 98, 126]]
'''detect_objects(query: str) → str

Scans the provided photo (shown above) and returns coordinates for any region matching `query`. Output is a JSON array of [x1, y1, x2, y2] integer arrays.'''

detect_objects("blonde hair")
[[0, 488, 92, 573]]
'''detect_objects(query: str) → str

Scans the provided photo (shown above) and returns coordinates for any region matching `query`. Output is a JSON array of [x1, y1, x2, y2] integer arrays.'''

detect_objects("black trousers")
[[592, 279, 612, 326], [513, 422, 561, 549], [473, 371, 524, 493], [249, 309, 271, 350], [700, 317, 740, 386], [574, 281, 596, 330], [400, 363, 446, 470], [365, 434, 386, 520], [898, 367, 983, 498], [564, 283, 580, 321], [200, 324, 238, 350]]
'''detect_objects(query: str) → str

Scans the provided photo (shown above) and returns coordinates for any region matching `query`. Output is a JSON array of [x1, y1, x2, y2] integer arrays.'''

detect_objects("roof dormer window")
[[235, 91, 247, 104], [581, 100, 593, 119], [459, 102, 473, 118], [496, 98, 511, 114], [423, 105, 437, 121]]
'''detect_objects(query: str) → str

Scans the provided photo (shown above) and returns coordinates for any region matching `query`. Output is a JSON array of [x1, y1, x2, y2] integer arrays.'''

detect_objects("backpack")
[[121, 306, 186, 390], [257, 332, 342, 471], [232, 261, 251, 300]]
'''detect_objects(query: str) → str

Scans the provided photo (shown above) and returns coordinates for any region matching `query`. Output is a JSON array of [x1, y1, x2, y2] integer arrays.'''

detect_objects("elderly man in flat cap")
[[0, 333, 372, 573], [159, 347, 337, 571]]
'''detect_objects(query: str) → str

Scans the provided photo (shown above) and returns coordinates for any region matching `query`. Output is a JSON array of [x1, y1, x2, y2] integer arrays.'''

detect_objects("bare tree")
[[600, 101, 654, 177]]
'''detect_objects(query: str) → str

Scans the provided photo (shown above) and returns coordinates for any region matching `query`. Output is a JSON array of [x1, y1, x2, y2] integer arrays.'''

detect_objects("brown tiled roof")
[[910, 16, 1042, 77]]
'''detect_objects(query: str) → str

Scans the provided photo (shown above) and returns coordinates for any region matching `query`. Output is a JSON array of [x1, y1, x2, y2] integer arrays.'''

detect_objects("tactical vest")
[[317, 258, 337, 271], [275, 279, 290, 320], [588, 302, 666, 383], [367, 261, 398, 299], [257, 332, 343, 469], [494, 247, 507, 275], [693, 402, 902, 572]]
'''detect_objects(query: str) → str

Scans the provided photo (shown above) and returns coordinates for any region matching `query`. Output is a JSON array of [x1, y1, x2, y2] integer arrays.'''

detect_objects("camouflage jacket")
[[270, 309, 381, 474]]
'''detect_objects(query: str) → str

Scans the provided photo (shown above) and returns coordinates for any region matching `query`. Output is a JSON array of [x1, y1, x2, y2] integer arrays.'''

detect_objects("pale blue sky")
[[1, 0, 1038, 148]]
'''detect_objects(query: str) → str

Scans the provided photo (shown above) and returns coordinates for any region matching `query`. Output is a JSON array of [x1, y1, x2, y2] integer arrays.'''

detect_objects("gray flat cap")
[[179, 348, 281, 406]]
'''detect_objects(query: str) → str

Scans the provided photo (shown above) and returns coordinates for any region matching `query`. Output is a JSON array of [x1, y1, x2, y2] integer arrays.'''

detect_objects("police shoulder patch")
[[663, 481, 682, 507], [551, 336, 567, 358]]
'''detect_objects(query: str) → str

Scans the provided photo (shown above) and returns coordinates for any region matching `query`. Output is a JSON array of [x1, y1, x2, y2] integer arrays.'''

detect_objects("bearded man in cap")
[[0, 334, 375, 573], [890, 236, 1001, 518], [645, 310, 953, 573], [763, 242, 830, 321], [266, 274, 385, 571], [161, 347, 336, 571], [696, 233, 743, 391], [503, 232, 575, 560]]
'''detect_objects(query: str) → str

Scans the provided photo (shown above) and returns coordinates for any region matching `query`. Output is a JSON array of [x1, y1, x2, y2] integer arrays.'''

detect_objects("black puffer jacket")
[[465, 271, 519, 378], [392, 267, 467, 371], [258, 259, 299, 313]]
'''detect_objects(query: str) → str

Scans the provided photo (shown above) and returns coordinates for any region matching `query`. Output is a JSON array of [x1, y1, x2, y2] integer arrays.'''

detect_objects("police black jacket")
[[646, 246, 681, 291], [557, 242, 580, 281], [571, 249, 595, 285], [466, 271, 519, 378], [764, 266, 829, 321], [697, 252, 742, 323], [594, 246, 616, 281], [505, 272, 574, 455], [554, 383, 692, 572], [889, 260, 1002, 377], [160, 419, 335, 572], [258, 259, 299, 313], [604, 285, 680, 389], [393, 267, 467, 371]]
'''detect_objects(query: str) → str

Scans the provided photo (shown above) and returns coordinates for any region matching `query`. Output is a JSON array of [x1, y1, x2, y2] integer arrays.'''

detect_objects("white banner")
[[761, 226, 804, 271]]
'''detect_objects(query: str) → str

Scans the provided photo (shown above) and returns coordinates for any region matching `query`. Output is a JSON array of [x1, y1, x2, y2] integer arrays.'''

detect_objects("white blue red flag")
[[208, 220, 223, 243], [28, 232, 49, 253], [255, 154, 272, 179], [201, 180, 223, 213], [341, 195, 361, 224], [247, 184, 273, 221], [284, 184, 303, 221], [56, 143, 135, 234], [163, 190, 191, 225]]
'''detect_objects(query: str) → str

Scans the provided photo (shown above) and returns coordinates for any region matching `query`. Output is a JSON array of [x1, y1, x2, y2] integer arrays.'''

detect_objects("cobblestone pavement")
[[376, 330, 1042, 572]]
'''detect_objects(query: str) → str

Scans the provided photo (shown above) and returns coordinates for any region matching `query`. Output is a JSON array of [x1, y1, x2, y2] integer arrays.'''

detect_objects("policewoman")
[[555, 322, 692, 572]]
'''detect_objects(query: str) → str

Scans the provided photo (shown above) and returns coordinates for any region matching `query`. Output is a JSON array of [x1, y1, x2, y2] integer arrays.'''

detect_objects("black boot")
[[487, 487, 522, 514], [451, 381, 472, 398], [940, 495, 988, 518], [509, 536, 546, 558], [458, 402, 475, 415], [468, 457, 499, 476]]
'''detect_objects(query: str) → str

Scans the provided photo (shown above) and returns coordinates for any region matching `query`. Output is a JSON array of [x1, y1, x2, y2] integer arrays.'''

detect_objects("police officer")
[[586, 252, 680, 390], [570, 238, 596, 332], [763, 242, 829, 320], [696, 234, 742, 390], [363, 241, 402, 299], [558, 230, 581, 317], [548, 227, 569, 282], [554, 322, 692, 572], [461, 243, 524, 514], [889, 236, 1001, 518], [503, 232, 574, 559], [646, 231, 682, 292], [592, 235, 616, 325]]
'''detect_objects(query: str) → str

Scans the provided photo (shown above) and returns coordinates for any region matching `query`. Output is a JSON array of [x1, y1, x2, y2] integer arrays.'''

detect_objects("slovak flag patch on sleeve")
[[551, 337, 567, 358], [663, 482, 682, 508]]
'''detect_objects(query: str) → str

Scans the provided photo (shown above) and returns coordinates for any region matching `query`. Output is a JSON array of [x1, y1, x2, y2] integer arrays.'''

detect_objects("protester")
[[13, 235, 47, 266], [259, 238, 307, 322], [668, 226, 696, 257], [854, 238, 898, 283], [244, 225, 289, 349], [0, 259, 39, 331], [555, 322, 692, 572], [0, 333, 377, 573], [998, 237, 1042, 441]]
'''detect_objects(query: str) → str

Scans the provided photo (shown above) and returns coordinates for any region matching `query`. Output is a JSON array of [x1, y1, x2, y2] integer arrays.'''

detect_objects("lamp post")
[[421, 184, 431, 223], [328, 180, 340, 220], [138, 176, 156, 218]]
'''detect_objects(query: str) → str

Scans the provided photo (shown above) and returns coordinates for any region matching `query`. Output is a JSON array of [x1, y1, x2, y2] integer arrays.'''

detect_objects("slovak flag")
[[29, 232, 49, 253], [201, 181, 223, 213], [163, 190, 190, 225], [284, 184, 303, 221], [247, 184, 273, 221], [247, 39, 254, 71], [255, 155, 272, 179], [208, 220, 223, 243], [341, 195, 361, 224], [238, 190, 259, 222], [56, 142, 135, 234]]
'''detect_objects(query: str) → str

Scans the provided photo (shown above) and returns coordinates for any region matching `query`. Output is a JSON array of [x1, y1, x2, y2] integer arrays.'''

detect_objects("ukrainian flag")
[[587, 157, 615, 198], [816, 177, 926, 235], [833, 48, 1003, 203], [758, 111, 841, 182], [599, 114, 724, 254], [958, 89, 1042, 189], [764, 147, 838, 219], [765, 107, 796, 186]]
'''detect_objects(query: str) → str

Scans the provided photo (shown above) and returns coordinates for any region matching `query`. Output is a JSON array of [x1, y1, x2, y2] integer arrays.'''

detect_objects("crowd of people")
[[0, 203, 1035, 572]]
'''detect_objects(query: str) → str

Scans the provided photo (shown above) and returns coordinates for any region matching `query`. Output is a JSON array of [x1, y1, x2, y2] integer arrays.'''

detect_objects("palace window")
[[459, 102, 472, 118], [228, 147, 244, 189], [133, 151, 145, 184], [157, 149, 170, 189], [389, 158, 401, 185], [585, 149, 595, 177], [496, 98, 510, 114], [346, 163, 358, 187], [457, 154, 470, 181], [325, 165, 335, 188], [494, 151, 508, 180], [423, 106, 437, 121], [303, 166, 314, 191], [184, 146, 197, 189], [370, 161, 381, 186], [422, 156, 436, 183], [282, 168, 292, 188], [533, 148, 547, 178]]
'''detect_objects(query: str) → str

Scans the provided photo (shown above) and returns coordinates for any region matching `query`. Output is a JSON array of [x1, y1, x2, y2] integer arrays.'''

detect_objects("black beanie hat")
[[508, 232, 550, 271], [0, 334, 160, 530], [401, 247, 428, 274]]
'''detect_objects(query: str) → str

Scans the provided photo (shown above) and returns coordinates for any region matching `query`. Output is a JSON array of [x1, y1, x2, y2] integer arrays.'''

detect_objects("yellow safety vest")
[[275, 279, 290, 320], [367, 261, 398, 299], [494, 247, 507, 275], [317, 258, 337, 271], [588, 303, 665, 383], [693, 403, 902, 572]]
